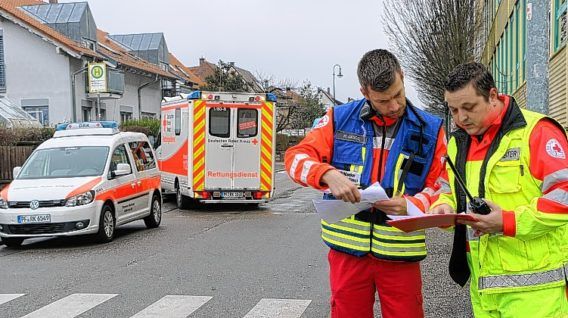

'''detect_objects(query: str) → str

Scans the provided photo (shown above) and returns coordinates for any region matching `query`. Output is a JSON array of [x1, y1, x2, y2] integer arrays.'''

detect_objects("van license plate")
[[222, 192, 244, 199], [17, 214, 51, 224]]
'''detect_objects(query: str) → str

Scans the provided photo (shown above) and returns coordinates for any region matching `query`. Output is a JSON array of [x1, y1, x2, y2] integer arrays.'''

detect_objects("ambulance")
[[157, 91, 277, 208], [0, 122, 162, 248]]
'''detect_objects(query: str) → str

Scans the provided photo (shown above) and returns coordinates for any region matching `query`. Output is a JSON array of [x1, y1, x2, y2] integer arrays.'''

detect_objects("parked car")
[[0, 121, 162, 248]]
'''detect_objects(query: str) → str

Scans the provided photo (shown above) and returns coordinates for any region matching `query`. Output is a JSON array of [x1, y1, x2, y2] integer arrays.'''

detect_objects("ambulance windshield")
[[18, 146, 109, 179]]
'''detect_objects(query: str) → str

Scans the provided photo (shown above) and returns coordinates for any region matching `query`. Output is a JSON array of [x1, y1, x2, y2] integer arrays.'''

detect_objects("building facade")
[[479, 0, 567, 128], [0, 0, 199, 126]]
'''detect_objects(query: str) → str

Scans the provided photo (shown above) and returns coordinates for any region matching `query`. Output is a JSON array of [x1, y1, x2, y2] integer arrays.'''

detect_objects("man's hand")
[[428, 204, 455, 215], [457, 200, 503, 235], [373, 196, 407, 215], [321, 169, 361, 203]]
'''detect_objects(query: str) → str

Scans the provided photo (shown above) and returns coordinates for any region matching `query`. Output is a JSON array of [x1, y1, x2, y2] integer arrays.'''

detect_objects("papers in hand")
[[313, 182, 390, 224]]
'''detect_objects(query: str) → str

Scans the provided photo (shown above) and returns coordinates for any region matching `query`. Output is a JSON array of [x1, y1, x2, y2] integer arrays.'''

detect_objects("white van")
[[157, 91, 277, 208], [0, 122, 162, 248]]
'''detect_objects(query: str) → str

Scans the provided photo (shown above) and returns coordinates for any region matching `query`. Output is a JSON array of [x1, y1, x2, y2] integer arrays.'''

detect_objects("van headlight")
[[0, 198, 7, 209], [65, 191, 95, 207]]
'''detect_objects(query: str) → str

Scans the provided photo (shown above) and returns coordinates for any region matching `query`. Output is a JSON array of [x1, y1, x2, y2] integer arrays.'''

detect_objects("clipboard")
[[386, 214, 479, 232]]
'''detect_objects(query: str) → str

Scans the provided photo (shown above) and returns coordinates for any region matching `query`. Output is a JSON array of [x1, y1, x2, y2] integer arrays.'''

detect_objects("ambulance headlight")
[[0, 198, 7, 209], [65, 191, 95, 207]]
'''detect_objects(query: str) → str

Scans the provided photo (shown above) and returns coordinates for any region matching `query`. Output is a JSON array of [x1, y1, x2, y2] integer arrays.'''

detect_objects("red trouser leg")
[[374, 258, 424, 318], [328, 249, 375, 318]]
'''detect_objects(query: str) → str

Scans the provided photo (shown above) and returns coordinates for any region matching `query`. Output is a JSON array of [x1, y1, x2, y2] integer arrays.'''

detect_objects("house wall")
[[2, 17, 73, 125]]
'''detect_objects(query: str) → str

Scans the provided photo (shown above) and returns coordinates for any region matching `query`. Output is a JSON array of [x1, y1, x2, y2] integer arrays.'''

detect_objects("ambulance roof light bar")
[[54, 121, 119, 137]]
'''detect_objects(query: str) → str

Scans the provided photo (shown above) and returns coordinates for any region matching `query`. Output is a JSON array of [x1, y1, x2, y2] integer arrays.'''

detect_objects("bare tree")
[[383, 0, 480, 116]]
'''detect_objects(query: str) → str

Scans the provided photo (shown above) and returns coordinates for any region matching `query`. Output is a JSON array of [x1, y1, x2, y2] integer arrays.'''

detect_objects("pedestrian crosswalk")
[[0, 293, 312, 318]]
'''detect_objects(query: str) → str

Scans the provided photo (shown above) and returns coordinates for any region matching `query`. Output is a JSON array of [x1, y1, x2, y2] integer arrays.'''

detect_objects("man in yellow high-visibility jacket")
[[430, 62, 568, 317]]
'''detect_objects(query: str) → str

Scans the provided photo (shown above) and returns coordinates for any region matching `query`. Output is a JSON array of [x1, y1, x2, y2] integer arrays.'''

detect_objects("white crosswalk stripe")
[[0, 294, 24, 305], [243, 298, 312, 318], [21, 293, 117, 318], [0, 294, 311, 318], [130, 295, 212, 318]]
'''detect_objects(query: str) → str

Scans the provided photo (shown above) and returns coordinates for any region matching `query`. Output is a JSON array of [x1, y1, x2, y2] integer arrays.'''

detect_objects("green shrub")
[[121, 119, 160, 137], [0, 127, 55, 146]]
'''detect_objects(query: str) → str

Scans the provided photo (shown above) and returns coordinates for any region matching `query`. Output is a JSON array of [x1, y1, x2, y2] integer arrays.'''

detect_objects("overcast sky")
[[59, 0, 420, 105]]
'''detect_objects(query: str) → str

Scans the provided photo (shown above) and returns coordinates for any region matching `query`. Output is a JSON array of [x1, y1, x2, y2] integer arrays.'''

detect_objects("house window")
[[0, 29, 5, 92], [141, 112, 156, 119], [120, 111, 133, 123], [82, 107, 92, 121], [554, 0, 568, 53], [23, 106, 48, 126]]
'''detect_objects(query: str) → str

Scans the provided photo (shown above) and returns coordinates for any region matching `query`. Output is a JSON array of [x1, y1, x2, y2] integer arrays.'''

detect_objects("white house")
[[0, 0, 199, 126]]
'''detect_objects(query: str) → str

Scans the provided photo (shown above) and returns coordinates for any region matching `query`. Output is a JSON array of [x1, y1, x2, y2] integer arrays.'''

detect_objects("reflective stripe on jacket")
[[322, 98, 443, 261]]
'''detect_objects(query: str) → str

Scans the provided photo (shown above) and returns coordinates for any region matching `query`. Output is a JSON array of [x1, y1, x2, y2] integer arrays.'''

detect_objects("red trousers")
[[328, 249, 424, 318]]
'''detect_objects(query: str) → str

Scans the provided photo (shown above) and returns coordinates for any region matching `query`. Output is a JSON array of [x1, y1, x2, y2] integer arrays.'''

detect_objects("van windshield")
[[17, 146, 109, 179]]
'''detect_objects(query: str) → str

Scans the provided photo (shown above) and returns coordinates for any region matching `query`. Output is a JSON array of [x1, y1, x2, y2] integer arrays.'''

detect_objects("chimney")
[[49, 0, 58, 3], [199, 57, 205, 66]]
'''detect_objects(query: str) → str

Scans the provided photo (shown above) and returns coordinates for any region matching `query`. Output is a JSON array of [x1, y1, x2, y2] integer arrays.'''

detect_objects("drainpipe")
[[137, 75, 159, 119], [71, 67, 87, 122]]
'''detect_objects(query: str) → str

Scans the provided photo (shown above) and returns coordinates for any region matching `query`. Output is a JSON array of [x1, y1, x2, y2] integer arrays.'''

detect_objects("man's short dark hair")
[[357, 49, 402, 92], [444, 62, 496, 101]]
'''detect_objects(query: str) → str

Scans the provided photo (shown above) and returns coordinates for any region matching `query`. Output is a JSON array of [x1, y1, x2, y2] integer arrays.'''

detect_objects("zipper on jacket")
[[520, 164, 524, 176], [370, 124, 388, 250]]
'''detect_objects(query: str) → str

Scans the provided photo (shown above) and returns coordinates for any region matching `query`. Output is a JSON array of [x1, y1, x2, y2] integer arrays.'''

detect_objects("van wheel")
[[176, 186, 191, 210], [144, 194, 162, 228], [96, 204, 115, 243], [2, 238, 24, 248]]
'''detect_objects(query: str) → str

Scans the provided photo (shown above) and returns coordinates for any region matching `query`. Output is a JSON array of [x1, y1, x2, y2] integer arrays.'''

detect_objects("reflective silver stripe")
[[289, 154, 308, 180], [300, 160, 316, 184], [331, 220, 371, 232], [373, 137, 394, 150], [436, 177, 451, 194], [478, 265, 567, 291], [542, 168, 568, 193], [542, 188, 568, 205], [414, 193, 431, 210], [371, 244, 425, 253], [374, 228, 425, 237]]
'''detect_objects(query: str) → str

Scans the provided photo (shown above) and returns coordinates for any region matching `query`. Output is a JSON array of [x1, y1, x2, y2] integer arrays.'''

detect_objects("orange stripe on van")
[[158, 140, 189, 176], [66, 177, 102, 199], [161, 103, 187, 111], [95, 175, 160, 202], [0, 183, 10, 201]]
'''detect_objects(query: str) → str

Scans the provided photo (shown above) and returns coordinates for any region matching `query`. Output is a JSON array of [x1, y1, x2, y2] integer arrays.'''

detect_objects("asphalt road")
[[0, 164, 472, 317]]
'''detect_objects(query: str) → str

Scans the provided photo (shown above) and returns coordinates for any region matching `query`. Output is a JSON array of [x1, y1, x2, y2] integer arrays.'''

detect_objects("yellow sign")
[[88, 62, 107, 93]]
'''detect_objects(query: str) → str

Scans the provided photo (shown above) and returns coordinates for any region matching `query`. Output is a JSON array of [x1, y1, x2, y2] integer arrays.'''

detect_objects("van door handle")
[[137, 181, 142, 186], [221, 144, 234, 148], [131, 182, 136, 188]]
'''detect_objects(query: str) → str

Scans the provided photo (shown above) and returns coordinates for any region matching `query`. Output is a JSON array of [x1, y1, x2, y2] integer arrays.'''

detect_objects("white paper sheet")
[[313, 182, 391, 224]]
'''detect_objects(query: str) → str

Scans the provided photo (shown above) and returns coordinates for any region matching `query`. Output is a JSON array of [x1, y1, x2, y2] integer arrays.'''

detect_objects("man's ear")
[[489, 87, 499, 103], [360, 86, 368, 99]]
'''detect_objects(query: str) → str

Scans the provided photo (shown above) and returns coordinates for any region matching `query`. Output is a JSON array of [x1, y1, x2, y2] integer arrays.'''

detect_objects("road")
[[0, 164, 472, 317]]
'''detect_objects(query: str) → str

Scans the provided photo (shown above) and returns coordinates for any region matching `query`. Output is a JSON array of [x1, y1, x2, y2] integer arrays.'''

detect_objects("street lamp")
[[332, 64, 343, 106]]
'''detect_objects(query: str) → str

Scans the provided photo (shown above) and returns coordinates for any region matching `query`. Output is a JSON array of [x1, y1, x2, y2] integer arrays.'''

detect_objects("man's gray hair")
[[357, 49, 402, 92]]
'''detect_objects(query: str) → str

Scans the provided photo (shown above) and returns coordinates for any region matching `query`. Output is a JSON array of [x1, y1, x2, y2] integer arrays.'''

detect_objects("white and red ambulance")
[[157, 91, 277, 208], [0, 122, 162, 247]]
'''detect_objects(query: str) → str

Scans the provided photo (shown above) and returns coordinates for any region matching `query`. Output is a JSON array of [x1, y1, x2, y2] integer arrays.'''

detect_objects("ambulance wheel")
[[96, 204, 115, 243], [2, 238, 24, 248], [144, 194, 162, 228], [176, 186, 191, 210]]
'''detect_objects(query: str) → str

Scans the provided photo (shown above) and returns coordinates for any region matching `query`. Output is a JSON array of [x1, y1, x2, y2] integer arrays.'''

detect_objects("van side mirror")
[[111, 163, 131, 178], [12, 166, 21, 178]]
